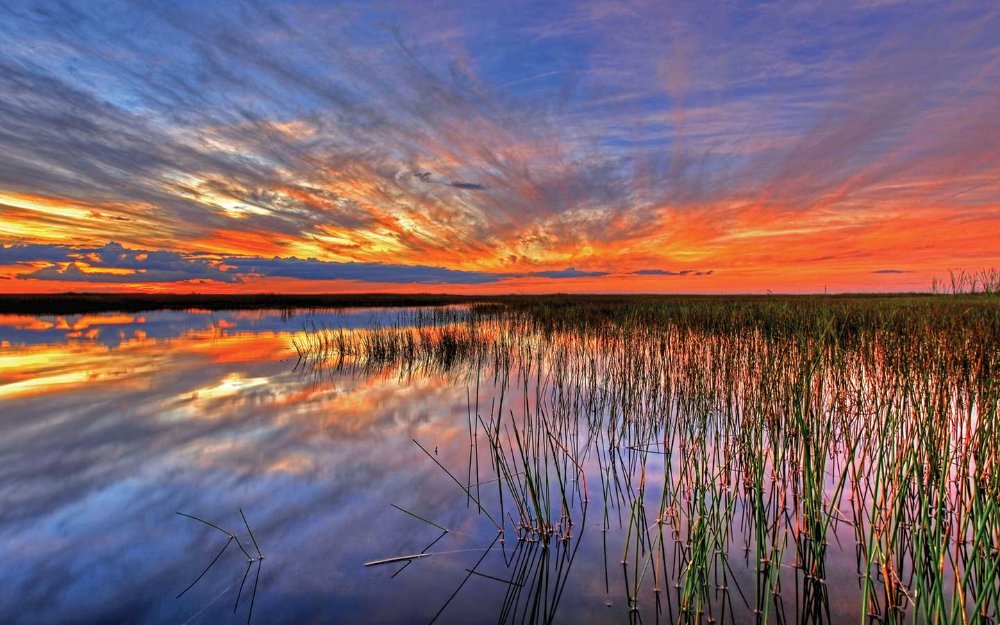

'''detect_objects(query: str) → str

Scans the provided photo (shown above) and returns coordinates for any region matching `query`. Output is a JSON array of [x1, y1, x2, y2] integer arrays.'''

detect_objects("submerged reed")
[[321, 295, 998, 624]]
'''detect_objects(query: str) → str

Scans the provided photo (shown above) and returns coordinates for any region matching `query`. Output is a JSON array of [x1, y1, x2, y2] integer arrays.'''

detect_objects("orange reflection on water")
[[0, 315, 57, 331], [0, 312, 475, 488], [0, 327, 297, 400], [55, 314, 144, 332], [183, 331, 297, 364], [0, 341, 157, 399]]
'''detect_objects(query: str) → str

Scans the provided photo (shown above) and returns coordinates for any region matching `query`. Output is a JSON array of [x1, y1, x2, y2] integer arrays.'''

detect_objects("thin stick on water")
[[234, 561, 252, 613], [177, 536, 233, 599], [391, 504, 449, 533], [246, 561, 261, 625], [176, 508, 265, 623], [176, 511, 232, 537], [240, 507, 263, 559], [365, 553, 432, 567], [465, 568, 525, 587], [413, 438, 502, 531], [428, 533, 501, 625], [392, 530, 448, 578]]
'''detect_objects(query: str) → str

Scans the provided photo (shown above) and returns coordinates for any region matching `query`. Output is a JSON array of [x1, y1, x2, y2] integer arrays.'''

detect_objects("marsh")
[[0, 296, 997, 624]]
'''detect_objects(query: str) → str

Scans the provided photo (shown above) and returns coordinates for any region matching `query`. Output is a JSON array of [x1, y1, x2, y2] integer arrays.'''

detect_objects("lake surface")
[[0, 305, 994, 624], [1, 308, 511, 624]]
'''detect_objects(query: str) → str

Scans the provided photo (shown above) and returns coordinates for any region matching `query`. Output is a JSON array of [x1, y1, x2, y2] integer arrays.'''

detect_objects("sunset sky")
[[0, 0, 997, 294]]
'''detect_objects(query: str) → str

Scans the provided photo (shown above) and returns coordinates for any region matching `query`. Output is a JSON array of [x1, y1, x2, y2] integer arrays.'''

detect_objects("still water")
[[0, 308, 496, 623], [0, 307, 991, 624], [2, 308, 632, 624]]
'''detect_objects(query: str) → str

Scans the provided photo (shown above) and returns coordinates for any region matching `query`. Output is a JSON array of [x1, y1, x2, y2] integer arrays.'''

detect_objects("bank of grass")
[[0, 292, 477, 314], [1, 290, 995, 320], [298, 294, 997, 623]]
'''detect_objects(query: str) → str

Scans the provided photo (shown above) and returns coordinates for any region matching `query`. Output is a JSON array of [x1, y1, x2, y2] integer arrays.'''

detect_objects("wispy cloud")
[[0, 0, 997, 292], [2, 243, 496, 284], [4, 242, 706, 286]]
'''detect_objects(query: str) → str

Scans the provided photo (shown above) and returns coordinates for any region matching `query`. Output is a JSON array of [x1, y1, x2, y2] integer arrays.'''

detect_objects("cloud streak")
[[3, 242, 713, 286], [0, 0, 997, 292]]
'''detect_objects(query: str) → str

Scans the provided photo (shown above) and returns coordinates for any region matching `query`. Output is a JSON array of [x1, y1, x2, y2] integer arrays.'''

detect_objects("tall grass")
[[324, 295, 998, 623]]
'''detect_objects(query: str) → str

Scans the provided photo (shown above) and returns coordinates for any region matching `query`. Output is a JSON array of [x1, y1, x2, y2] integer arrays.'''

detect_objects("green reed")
[[327, 295, 998, 624]]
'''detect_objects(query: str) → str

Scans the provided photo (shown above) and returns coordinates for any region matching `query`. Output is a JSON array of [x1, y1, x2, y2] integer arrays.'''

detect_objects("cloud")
[[523, 267, 609, 279], [872, 269, 912, 274], [4, 243, 619, 285], [0, 243, 78, 264], [23, 261, 236, 284], [632, 269, 691, 276], [629, 269, 714, 277], [0, 1, 996, 289], [4, 242, 239, 283], [222, 256, 499, 284]]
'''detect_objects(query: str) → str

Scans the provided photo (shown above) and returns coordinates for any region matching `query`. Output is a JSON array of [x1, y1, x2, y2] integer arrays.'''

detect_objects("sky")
[[0, 0, 997, 294]]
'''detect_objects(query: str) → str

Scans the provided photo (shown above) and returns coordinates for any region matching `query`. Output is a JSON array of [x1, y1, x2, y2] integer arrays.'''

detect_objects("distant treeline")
[[0, 290, 995, 315], [0, 292, 477, 314]]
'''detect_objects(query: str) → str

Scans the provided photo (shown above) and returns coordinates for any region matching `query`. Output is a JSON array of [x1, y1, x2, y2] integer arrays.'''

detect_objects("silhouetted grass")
[[2, 290, 995, 316]]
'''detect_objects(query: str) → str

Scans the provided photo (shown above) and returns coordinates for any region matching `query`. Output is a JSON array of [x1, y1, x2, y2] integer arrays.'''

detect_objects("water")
[[0, 308, 513, 624], [0, 307, 993, 624]]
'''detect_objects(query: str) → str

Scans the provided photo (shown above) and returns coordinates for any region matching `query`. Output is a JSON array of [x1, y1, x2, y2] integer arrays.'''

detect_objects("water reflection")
[[1, 306, 996, 624], [0, 308, 510, 624], [0, 307, 463, 349]]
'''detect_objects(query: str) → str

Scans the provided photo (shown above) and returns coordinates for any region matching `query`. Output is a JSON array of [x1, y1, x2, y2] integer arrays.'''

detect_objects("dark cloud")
[[449, 181, 486, 190], [872, 269, 912, 274], [223, 256, 499, 284], [24, 261, 236, 284], [629, 268, 713, 277], [524, 267, 608, 279], [5, 242, 239, 283], [4, 243, 614, 285], [632, 269, 691, 276], [0, 243, 78, 264]]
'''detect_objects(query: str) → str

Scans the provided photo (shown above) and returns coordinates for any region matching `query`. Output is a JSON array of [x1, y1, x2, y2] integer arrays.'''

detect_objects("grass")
[[1, 290, 991, 316], [315, 294, 1000, 623]]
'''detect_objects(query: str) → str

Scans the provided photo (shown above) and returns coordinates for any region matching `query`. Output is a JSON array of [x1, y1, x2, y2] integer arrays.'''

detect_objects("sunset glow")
[[0, 1, 997, 293]]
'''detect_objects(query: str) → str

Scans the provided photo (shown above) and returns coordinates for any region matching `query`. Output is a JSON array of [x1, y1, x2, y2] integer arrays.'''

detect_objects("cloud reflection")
[[0, 308, 501, 623]]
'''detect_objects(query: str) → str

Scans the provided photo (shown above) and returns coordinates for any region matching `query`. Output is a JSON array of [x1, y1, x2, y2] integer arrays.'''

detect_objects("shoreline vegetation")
[[0, 292, 476, 314], [286, 293, 998, 622], [0, 290, 997, 315]]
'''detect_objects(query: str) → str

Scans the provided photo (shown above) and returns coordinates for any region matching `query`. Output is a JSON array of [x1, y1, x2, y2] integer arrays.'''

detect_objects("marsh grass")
[[314, 295, 998, 624]]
